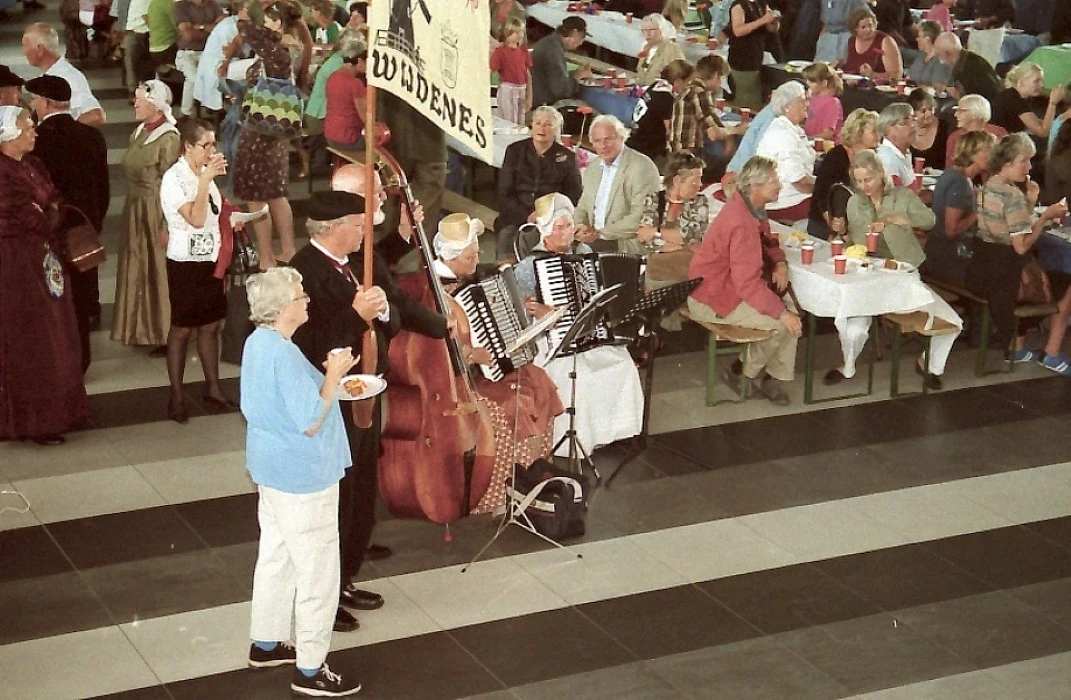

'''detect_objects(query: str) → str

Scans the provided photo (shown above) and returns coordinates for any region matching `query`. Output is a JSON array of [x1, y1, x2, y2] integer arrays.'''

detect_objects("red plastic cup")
[[814, 138, 824, 153], [866, 231, 879, 253], [609, 68, 618, 78], [615, 76, 627, 88], [830, 238, 844, 256], [801, 244, 815, 264], [715, 97, 725, 111], [770, 231, 780, 246], [603, 76, 613, 88], [914, 157, 925, 174], [562, 134, 574, 147], [707, 38, 718, 49], [833, 255, 847, 275], [740, 108, 751, 124], [625, 12, 633, 23], [897, 80, 906, 96]]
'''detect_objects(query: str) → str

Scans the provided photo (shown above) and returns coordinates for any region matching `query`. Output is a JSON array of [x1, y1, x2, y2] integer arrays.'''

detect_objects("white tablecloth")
[[704, 193, 963, 374], [446, 117, 531, 168], [527, 1, 776, 66]]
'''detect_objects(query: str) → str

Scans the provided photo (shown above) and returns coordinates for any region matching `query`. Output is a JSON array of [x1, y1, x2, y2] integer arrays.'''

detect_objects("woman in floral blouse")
[[637, 150, 710, 283]]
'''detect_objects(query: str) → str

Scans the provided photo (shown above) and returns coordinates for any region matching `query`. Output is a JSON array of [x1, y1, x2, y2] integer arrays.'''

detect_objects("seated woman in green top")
[[966, 133, 1071, 374], [847, 149, 935, 269]]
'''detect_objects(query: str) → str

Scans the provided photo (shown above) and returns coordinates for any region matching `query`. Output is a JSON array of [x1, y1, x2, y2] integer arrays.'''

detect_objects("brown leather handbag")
[[62, 205, 106, 272]]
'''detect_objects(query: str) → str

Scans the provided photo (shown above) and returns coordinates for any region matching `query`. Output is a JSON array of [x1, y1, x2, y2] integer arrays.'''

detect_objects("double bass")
[[373, 141, 496, 525]]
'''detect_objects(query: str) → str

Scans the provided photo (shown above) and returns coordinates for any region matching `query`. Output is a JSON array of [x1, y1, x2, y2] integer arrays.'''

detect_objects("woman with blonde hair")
[[661, 0, 688, 32], [992, 62, 1067, 140], [808, 107, 880, 239], [636, 14, 685, 85]]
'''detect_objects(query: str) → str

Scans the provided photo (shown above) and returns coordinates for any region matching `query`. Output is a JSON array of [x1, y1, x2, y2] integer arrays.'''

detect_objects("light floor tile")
[[120, 602, 251, 683], [737, 500, 911, 562], [845, 669, 1011, 699], [954, 463, 1071, 524], [981, 650, 1071, 699], [0, 430, 132, 482], [0, 626, 159, 700], [14, 465, 166, 523], [84, 357, 165, 396], [513, 536, 686, 605], [105, 413, 248, 465], [329, 579, 442, 650], [134, 452, 255, 505], [0, 481, 39, 532], [390, 557, 567, 630], [628, 519, 801, 582], [845, 483, 1015, 543]]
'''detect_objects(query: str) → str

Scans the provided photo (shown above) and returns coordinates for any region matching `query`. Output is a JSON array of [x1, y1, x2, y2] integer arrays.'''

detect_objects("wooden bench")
[[881, 311, 961, 396], [921, 274, 1057, 376], [679, 306, 775, 406], [442, 190, 499, 231]]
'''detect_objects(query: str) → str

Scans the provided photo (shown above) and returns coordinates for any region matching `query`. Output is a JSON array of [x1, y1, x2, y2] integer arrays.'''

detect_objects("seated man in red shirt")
[[324, 34, 368, 151], [687, 155, 803, 405]]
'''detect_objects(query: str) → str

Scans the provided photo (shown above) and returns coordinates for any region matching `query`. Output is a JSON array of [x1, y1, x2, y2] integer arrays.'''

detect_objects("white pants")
[[250, 483, 340, 670], [175, 49, 202, 116], [497, 81, 526, 125], [838, 316, 960, 377]]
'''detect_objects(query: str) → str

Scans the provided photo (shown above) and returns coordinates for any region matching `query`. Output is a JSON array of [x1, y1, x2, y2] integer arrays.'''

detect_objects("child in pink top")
[[490, 18, 532, 125], [924, 0, 956, 32], [802, 62, 844, 144]]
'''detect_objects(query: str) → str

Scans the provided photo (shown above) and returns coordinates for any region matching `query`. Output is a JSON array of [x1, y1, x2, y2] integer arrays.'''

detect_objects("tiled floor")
[[3, 9, 1071, 699]]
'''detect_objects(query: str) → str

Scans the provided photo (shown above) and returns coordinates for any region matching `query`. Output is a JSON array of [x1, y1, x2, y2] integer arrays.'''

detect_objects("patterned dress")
[[0, 153, 89, 438], [111, 122, 181, 346], [232, 20, 291, 202]]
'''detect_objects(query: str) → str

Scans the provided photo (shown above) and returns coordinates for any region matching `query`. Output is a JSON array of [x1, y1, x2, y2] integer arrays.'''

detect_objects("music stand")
[[606, 278, 703, 487], [544, 284, 624, 485]]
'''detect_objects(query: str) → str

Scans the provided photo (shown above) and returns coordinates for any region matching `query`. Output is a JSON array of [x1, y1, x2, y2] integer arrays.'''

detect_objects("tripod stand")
[[545, 284, 624, 485]]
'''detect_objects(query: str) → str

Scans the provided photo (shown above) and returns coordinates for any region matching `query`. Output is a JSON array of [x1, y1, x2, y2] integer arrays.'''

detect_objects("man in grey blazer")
[[574, 115, 662, 255]]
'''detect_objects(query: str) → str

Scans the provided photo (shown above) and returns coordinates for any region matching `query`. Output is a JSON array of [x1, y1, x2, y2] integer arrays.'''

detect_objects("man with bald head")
[[934, 32, 1000, 102]]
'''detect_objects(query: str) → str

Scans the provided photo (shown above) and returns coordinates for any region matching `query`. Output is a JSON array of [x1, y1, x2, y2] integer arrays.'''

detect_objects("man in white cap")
[[22, 23, 107, 127], [27, 74, 109, 365]]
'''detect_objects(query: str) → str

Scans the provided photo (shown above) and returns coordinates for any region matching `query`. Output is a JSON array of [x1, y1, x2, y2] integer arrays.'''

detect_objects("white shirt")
[[877, 138, 915, 188], [44, 58, 103, 120], [161, 157, 223, 263], [593, 150, 624, 230], [755, 115, 816, 211], [126, 0, 151, 32]]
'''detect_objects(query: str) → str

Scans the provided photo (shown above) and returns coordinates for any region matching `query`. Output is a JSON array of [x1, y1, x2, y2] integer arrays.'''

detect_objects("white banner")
[[367, 0, 493, 163]]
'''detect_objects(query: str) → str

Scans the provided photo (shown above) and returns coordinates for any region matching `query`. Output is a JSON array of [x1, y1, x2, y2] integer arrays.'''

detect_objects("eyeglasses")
[[287, 293, 311, 305], [194, 141, 217, 151]]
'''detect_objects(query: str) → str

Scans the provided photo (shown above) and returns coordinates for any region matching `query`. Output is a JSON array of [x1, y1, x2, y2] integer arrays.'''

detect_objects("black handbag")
[[228, 225, 260, 277], [508, 460, 589, 541]]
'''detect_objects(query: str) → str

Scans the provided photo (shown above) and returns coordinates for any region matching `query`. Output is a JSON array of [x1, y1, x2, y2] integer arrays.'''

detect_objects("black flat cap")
[[0, 65, 24, 88], [25, 75, 72, 101], [307, 191, 366, 221]]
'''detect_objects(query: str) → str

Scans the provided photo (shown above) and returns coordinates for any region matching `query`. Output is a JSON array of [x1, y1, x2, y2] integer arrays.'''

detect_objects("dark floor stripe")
[[79, 517, 1071, 700]]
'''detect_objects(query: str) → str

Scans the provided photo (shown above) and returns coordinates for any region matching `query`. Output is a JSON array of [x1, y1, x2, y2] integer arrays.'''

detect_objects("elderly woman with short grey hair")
[[240, 266, 362, 693], [755, 81, 816, 222], [493, 105, 581, 263], [687, 155, 803, 406], [636, 14, 684, 86], [945, 94, 1008, 167]]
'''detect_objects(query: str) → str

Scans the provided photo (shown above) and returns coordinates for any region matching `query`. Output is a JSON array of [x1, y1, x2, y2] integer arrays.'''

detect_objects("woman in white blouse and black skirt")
[[160, 118, 236, 423]]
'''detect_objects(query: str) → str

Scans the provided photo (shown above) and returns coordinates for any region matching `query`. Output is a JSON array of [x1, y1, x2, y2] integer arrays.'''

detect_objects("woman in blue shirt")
[[240, 266, 363, 698]]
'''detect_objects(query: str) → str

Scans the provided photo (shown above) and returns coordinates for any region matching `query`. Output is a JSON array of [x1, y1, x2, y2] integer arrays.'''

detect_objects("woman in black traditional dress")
[[231, 1, 303, 268], [0, 106, 88, 445]]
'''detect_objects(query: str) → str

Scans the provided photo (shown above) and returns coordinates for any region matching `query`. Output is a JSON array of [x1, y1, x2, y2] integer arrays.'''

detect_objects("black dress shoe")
[[30, 434, 65, 446], [823, 368, 846, 386], [340, 587, 384, 611], [168, 400, 189, 424], [202, 394, 238, 412], [915, 362, 943, 391], [333, 607, 360, 632], [366, 544, 392, 561], [148, 345, 167, 358]]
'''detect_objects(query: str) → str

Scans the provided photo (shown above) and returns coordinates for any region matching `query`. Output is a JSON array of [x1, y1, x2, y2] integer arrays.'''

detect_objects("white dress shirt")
[[593, 150, 624, 230], [877, 138, 916, 188], [44, 58, 102, 120], [755, 115, 816, 211]]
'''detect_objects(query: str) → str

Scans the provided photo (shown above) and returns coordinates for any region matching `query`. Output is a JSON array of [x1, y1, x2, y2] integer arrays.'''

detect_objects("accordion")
[[454, 268, 535, 383], [532, 252, 643, 356]]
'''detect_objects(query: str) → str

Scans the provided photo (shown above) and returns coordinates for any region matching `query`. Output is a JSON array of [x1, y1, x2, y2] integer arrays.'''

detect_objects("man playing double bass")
[[291, 190, 445, 633]]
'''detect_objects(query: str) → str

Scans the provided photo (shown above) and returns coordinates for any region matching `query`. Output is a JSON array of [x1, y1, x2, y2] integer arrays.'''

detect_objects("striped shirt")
[[976, 175, 1032, 246]]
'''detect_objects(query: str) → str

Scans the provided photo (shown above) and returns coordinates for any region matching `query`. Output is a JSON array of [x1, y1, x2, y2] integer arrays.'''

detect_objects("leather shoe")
[[915, 362, 943, 391], [757, 376, 791, 406], [333, 607, 360, 632], [823, 368, 846, 386], [366, 544, 392, 561], [202, 394, 238, 412], [30, 434, 65, 446], [340, 587, 384, 611], [167, 400, 189, 424]]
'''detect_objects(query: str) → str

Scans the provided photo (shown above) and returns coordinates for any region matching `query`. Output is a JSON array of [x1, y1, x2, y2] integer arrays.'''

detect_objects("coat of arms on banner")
[[369, 0, 493, 163]]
